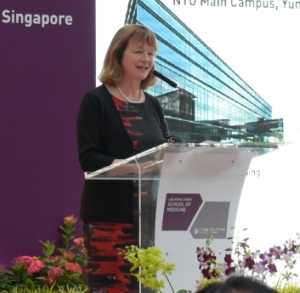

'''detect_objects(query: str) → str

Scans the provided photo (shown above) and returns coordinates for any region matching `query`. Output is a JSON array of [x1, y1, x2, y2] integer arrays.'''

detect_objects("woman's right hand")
[[108, 159, 162, 176]]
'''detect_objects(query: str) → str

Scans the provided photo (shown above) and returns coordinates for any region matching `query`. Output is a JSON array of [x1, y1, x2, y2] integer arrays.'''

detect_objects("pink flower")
[[13, 255, 34, 266], [73, 237, 84, 246], [65, 262, 82, 274], [63, 251, 75, 261], [27, 259, 46, 275], [64, 215, 77, 225], [46, 277, 55, 285], [47, 266, 64, 278], [48, 256, 59, 262]]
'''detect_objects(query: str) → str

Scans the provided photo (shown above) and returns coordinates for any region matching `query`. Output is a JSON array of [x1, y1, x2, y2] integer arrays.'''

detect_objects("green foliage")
[[120, 245, 191, 293], [40, 241, 55, 257], [0, 216, 87, 292], [275, 282, 300, 293], [240, 142, 279, 148], [120, 229, 300, 293]]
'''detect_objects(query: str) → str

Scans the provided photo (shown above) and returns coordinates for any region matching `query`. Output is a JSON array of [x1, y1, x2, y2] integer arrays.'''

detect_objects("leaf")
[[208, 247, 214, 253], [40, 240, 55, 256], [24, 278, 35, 289], [62, 233, 70, 247]]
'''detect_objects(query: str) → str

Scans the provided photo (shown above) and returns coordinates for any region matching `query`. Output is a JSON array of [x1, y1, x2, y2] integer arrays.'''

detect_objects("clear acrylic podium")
[[85, 142, 253, 292]]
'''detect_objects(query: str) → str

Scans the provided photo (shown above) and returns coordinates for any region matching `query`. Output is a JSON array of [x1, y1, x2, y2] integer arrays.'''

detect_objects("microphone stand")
[[153, 70, 186, 143], [153, 70, 183, 109]]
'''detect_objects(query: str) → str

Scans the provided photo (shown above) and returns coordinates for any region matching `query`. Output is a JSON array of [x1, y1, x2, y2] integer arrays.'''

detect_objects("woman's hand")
[[107, 159, 163, 176]]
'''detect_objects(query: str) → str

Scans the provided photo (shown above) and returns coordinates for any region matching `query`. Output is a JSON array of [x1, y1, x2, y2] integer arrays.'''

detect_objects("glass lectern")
[[85, 142, 253, 293]]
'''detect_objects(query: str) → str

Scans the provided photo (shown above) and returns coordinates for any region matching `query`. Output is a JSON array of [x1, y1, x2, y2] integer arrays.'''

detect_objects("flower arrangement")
[[0, 215, 87, 292], [120, 228, 300, 293], [196, 228, 300, 290], [3, 220, 299, 293]]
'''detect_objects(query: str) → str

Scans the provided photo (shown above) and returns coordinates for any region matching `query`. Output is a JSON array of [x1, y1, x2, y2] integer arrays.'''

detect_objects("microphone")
[[153, 70, 178, 88], [153, 70, 182, 109]]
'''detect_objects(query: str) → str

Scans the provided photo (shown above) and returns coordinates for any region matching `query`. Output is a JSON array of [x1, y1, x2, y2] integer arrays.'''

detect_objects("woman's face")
[[121, 38, 156, 82]]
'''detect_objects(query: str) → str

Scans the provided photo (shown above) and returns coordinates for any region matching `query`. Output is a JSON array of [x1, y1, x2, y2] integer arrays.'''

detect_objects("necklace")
[[117, 86, 143, 103]]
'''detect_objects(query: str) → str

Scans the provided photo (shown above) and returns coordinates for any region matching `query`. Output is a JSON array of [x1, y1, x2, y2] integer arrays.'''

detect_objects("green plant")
[[120, 245, 190, 293], [120, 229, 300, 293], [276, 282, 300, 293], [0, 216, 87, 292]]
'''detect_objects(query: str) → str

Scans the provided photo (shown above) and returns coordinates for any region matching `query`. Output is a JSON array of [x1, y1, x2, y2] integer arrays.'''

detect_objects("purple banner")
[[0, 0, 95, 267]]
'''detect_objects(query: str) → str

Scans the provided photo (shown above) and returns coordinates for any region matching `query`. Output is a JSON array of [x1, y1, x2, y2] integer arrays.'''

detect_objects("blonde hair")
[[99, 24, 158, 89]]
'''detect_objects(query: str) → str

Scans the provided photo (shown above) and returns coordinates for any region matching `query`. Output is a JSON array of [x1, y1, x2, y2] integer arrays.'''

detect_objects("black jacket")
[[77, 85, 169, 222]]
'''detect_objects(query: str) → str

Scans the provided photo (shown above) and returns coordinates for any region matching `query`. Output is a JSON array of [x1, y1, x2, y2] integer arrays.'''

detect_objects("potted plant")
[[0, 216, 87, 293]]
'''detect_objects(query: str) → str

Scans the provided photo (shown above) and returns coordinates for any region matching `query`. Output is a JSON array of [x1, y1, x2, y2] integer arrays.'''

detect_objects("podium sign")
[[85, 143, 252, 292], [155, 146, 252, 292]]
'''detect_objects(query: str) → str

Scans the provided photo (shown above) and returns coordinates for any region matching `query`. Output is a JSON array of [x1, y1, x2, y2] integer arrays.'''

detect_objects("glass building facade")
[[125, 0, 282, 143]]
